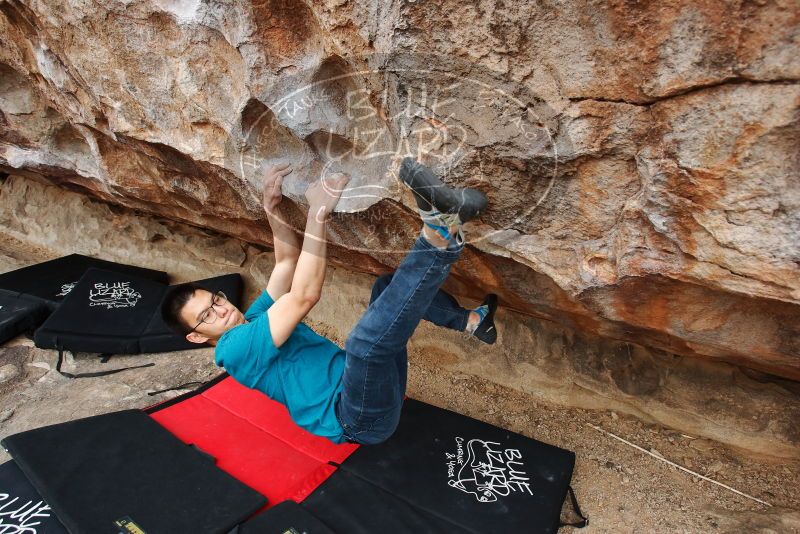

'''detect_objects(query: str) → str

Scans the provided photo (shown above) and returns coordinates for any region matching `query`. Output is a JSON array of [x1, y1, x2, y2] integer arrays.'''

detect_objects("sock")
[[419, 208, 465, 243], [466, 304, 489, 335]]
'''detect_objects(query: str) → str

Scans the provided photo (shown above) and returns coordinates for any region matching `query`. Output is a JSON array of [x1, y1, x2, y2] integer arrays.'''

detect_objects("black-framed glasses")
[[189, 291, 227, 333]]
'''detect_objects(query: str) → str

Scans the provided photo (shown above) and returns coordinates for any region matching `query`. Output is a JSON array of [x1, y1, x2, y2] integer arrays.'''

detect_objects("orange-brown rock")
[[0, 1, 798, 379]]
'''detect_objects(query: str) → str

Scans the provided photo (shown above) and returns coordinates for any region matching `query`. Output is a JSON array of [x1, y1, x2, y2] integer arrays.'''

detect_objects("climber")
[[160, 158, 497, 445]]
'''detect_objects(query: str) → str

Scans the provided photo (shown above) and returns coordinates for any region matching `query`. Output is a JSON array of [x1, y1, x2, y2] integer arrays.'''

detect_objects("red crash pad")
[[148, 375, 358, 507]]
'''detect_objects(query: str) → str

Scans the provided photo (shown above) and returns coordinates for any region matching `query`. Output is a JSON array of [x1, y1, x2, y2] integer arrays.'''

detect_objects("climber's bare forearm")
[[291, 208, 328, 301], [265, 173, 346, 346], [267, 209, 328, 346], [266, 206, 301, 300], [267, 205, 301, 263]]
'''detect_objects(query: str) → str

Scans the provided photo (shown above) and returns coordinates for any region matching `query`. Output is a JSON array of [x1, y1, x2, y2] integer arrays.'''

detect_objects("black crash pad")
[[0, 254, 168, 309], [236, 501, 334, 534], [33, 269, 242, 354], [303, 469, 460, 533], [329, 399, 578, 534], [0, 460, 67, 533], [1, 410, 266, 534], [0, 289, 50, 345], [0, 255, 167, 346]]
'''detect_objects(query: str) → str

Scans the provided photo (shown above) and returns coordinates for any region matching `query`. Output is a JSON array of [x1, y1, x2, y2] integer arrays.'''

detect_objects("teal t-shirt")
[[214, 290, 346, 443]]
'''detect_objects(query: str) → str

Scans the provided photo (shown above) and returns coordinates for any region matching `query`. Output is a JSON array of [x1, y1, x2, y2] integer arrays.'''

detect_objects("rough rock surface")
[[0, 1, 798, 381]]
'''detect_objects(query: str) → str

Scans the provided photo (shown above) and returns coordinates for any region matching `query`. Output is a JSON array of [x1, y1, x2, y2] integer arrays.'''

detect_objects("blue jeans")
[[336, 235, 467, 444]]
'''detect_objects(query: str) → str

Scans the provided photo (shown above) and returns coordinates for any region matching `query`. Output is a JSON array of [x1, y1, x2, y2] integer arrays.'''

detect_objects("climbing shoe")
[[399, 157, 488, 224], [470, 293, 498, 344]]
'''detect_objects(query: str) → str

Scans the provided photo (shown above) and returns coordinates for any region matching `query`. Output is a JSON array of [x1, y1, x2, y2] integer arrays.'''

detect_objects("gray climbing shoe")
[[399, 158, 488, 223]]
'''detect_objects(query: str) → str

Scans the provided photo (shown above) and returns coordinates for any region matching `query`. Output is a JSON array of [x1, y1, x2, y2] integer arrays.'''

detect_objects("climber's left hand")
[[262, 163, 293, 213]]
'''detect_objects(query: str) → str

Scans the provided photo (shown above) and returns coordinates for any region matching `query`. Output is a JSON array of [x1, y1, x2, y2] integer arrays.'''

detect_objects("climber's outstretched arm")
[[266, 173, 349, 347], [262, 164, 302, 300]]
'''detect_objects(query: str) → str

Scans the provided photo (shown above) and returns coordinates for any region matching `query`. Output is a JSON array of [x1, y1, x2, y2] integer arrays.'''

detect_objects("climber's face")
[[181, 289, 246, 344]]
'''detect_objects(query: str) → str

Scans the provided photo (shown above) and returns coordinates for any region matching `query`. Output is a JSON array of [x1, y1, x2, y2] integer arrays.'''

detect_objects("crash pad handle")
[[559, 485, 589, 528], [55, 348, 155, 379]]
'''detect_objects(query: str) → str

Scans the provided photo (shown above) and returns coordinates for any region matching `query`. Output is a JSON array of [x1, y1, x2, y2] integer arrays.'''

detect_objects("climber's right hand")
[[305, 172, 350, 220]]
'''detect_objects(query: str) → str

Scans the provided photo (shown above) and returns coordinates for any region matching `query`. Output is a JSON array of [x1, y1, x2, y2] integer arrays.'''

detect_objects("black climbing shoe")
[[399, 157, 488, 223], [472, 294, 498, 345]]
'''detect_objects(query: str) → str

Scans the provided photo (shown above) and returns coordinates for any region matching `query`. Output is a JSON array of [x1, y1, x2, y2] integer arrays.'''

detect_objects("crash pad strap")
[[145, 372, 229, 409], [54, 348, 155, 379], [560, 485, 589, 528], [147, 380, 206, 396]]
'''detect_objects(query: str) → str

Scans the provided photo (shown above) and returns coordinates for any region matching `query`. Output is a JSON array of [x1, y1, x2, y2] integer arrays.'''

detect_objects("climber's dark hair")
[[161, 282, 205, 335]]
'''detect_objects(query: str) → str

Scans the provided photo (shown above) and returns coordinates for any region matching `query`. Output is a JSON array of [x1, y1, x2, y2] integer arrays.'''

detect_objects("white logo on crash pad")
[[445, 437, 533, 503], [56, 281, 77, 297], [88, 282, 141, 309], [0, 492, 55, 532]]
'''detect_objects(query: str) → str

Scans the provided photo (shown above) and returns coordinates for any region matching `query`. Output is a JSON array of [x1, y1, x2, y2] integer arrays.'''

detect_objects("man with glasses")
[[161, 159, 497, 444], [186, 291, 229, 333]]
